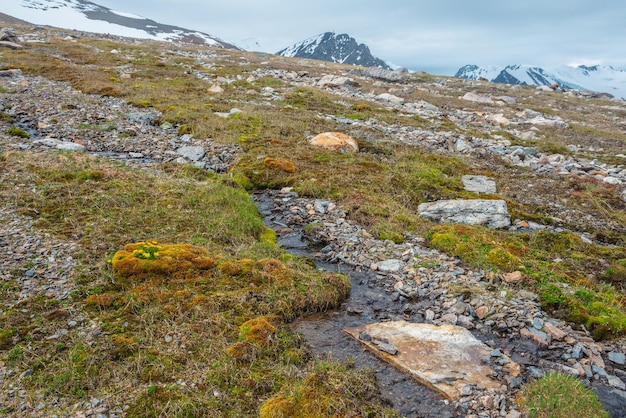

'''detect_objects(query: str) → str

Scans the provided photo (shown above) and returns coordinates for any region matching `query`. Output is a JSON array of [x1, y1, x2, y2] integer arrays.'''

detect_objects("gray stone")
[[377, 259, 403, 273], [592, 364, 609, 378], [362, 67, 404, 82], [608, 375, 626, 390], [376, 342, 399, 355], [572, 342, 584, 360], [425, 309, 435, 321], [376, 93, 404, 105], [176, 146, 205, 161], [609, 352, 626, 365], [317, 75, 359, 88], [56, 142, 85, 152], [417, 199, 511, 229], [455, 137, 472, 152], [461, 92, 494, 104], [462, 175, 497, 194], [127, 111, 158, 126]]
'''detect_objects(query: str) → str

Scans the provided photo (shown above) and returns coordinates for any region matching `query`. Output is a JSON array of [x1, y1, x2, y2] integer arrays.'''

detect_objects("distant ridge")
[[1, 0, 238, 48], [455, 63, 626, 99], [0, 12, 32, 25], [277, 32, 391, 69]]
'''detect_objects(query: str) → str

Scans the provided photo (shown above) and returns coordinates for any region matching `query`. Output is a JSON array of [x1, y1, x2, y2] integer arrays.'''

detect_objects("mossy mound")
[[111, 241, 216, 280], [264, 157, 297, 173]]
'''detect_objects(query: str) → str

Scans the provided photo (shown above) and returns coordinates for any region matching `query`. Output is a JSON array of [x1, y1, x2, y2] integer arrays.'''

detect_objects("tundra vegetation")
[[0, 25, 623, 416]]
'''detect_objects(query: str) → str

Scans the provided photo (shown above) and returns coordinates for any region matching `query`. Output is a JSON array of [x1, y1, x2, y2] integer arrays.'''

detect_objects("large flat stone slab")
[[344, 321, 513, 400], [417, 199, 511, 228]]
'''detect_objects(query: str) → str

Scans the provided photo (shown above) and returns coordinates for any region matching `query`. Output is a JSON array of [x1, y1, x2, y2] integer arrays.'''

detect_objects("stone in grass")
[[310, 132, 359, 153], [344, 321, 517, 400], [176, 145, 205, 161], [418, 199, 511, 229], [462, 175, 497, 194]]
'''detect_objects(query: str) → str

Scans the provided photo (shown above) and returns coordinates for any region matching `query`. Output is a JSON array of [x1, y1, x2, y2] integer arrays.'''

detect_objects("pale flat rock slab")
[[462, 175, 497, 194], [344, 321, 512, 400], [418, 199, 511, 228]]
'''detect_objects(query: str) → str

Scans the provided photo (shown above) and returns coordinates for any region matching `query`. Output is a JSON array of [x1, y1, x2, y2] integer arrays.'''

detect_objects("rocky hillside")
[[1, 22, 626, 418], [277, 32, 391, 69]]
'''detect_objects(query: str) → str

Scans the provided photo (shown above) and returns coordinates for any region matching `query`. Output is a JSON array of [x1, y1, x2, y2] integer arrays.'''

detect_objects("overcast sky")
[[45, 1, 626, 74]]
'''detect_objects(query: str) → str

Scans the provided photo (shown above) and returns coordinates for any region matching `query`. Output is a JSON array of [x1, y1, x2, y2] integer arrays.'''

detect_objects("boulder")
[[418, 199, 511, 228], [486, 113, 510, 126], [310, 132, 359, 153], [317, 75, 359, 88], [362, 67, 404, 82], [461, 92, 494, 104], [462, 175, 497, 194], [33, 138, 84, 152], [376, 93, 404, 105], [176, 145, 205, 161], [0, 28, 19, 43], [344, 321, 516, 400], [208, 84, 223, 93]]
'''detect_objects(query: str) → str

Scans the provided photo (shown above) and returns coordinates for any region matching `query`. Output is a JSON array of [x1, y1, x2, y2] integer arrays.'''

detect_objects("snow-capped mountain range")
[[455, 64, 626, 99], [277, 32, 391, 69], [1, 0, 237, 48]]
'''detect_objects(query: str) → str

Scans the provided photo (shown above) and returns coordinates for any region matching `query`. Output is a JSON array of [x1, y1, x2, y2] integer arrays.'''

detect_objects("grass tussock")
[[519, 373, 609, 418]]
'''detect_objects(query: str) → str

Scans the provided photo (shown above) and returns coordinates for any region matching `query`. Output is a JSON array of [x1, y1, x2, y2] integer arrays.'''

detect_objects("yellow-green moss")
[[259, 394, 296, 418], [486, 247, 521, 271], [259, 226, 278, 245], [111, 241, 215, 280], [239, 316, 278, 345]]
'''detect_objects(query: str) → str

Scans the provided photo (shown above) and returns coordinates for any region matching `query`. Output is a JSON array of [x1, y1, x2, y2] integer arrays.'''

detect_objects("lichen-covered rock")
[[418, 199, 511, 229], [310, 132, 359, 153]]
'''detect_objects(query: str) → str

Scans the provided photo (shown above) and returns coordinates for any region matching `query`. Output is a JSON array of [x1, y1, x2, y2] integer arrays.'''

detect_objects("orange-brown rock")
[[310, 132, 359, 153]]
